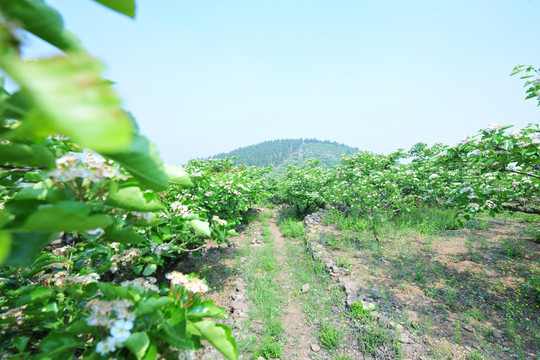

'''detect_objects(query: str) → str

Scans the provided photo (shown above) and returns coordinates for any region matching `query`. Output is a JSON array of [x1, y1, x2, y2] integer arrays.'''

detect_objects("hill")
[[211, 139, 360, 173]]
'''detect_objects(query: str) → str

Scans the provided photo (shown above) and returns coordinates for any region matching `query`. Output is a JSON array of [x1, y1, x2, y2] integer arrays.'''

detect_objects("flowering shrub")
[[0, 2, 254, 359]]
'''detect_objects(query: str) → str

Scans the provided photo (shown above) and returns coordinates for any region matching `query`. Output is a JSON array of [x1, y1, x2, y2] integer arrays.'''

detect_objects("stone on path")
[[302, 283, 310, 293], [310, 344, 321, 352]]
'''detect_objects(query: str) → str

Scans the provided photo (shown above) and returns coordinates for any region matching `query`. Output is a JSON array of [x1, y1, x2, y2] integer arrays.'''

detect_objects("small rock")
[[257, 357, 265, 360], [492, 330, 503, 339], [399, 333, 414, 344], [343, 281, 359, 294], [378, 315, 393, 329], [396, 324, 404, 332], [311, 344, 321, 352], [362, 301, 376, 311], [462, 323, 474, 332], [302, 283, 311, 293]]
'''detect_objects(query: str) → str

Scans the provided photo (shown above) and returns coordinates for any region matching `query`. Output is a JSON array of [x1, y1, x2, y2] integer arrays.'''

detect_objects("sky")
[[21, 0, 540, 165]]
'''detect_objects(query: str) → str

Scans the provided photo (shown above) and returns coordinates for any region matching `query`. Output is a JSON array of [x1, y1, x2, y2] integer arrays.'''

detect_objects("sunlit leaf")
[[1, 54, 134, 153], [0, 0, 82, 51], [106, 135, 168, 191], [93, 0, 136, 18]]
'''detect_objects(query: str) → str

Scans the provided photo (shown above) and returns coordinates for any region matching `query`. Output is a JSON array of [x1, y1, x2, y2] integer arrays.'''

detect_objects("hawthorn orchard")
[[0, 1, 538, 360]]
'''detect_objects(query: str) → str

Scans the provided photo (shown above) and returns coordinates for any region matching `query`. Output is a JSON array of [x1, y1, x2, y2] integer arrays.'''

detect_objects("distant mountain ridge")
[[210, 139, 360, 173]]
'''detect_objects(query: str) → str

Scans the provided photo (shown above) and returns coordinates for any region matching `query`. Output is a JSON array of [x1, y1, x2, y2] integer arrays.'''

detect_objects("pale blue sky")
[[23, 0, 540, 164]]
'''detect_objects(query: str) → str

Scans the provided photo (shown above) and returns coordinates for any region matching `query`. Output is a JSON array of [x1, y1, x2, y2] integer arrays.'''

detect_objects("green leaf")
[[1, 54, 133, 153], [0, 91, 31, 119], [38, 332, 81, 358], [97, 282, 134, 300], [165, 164, 193, 187], [142, 340, 158, 360], [142, 263, 157, 276], [106, 135, 168, 191], [134, 297, 173, 317], [510, 65, 525, 76], [0, 143, 56, 169], [0, 231, 11, 265], [188, 220, 211, 237], [14, 201, 112, 232], [125, 332, 150, 360], [106, 185, 165, 211], [14, 336, 30, 353], [188, 300, 228, 320], [14, 179, 67, 202], [5, 232, 56, 267], [93, 0, 136, 18], [190, 321, 237, 360], [0, 0, 82, 51], [104, 225, 144, 245], [16, 287, 54, 306]]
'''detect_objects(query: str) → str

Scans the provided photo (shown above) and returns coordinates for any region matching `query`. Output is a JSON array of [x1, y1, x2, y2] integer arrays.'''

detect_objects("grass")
[[235, 211, 285, 359], [278, 218, 305, 238], [319, 322, 342, 351], [317, 206, 540, 358]]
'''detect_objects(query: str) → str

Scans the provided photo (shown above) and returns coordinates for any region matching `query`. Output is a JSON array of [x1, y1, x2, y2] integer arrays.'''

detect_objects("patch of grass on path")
[[239, 210, 285, 359]]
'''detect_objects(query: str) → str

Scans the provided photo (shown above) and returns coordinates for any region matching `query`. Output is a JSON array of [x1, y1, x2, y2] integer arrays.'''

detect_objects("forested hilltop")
[[211, 138, 359, 171]]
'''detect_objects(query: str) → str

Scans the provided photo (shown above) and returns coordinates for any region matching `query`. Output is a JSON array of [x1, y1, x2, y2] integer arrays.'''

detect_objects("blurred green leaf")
[[104, 225, 144, 245], [14, 201, 112, 232], [1, 54, 134, 153], [0, 231, 11, 265], [5, 232, 56, 267], [188, 220, 211, 237], [106, 185, 165, 211], [0, 143, 56, 169], [93, 0, 136, 18], [106, 135, 168, 191], [0, 0, 82, 51], [125, 332, 150, 360], [190, 321, 237, 360], [165, 164, 193, 187]]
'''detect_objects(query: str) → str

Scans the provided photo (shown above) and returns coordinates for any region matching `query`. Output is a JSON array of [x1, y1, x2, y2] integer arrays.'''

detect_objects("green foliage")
[[278, 218, 305, 238], [255, 338, 283, 359], [212, 138, 359, 175], [357, 322, 401, 357], [349, 301, 373, 321], [319, 323, 341, 351]]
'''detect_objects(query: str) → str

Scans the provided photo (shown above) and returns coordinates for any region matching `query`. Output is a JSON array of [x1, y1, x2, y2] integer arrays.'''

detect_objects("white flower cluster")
[[212, 215, 227, 226], [110, 248, 141, 272], [131, 211, 153, 222], [86, 299, 135, 355], [46, 271, 100, 287], [165, 271, 209, 294], [121, 277, 159, 292], [150, 242, 170, 256], [0, 305, 27, 334], [48, 153, 124, 183], [485, 123, 502, 133], [170, 201, 190, 217]]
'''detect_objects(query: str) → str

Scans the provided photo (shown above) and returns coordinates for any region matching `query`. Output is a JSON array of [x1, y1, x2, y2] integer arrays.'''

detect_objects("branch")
[[0, 165, 46, 172], [501, 204, 540, 215], [501, 168, 540, 180]]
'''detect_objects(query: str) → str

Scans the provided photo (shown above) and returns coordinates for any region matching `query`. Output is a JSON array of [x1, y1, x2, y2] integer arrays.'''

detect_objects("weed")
[[333, 356, 352, 360], [335, 255, 352, 269], [255, 338, 283, 359], [500, 239, 524, 258], [466, 350, 485, 360], [349, 301, 373, 321], [466, 218, 489, 230], [357, 322, 401, 357], [278, 218, 305, 238], [319, 323, 341, 351]]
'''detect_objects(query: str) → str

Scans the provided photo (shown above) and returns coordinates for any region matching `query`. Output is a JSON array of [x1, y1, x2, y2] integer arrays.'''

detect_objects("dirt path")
[[267, 216, 319, 359]]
